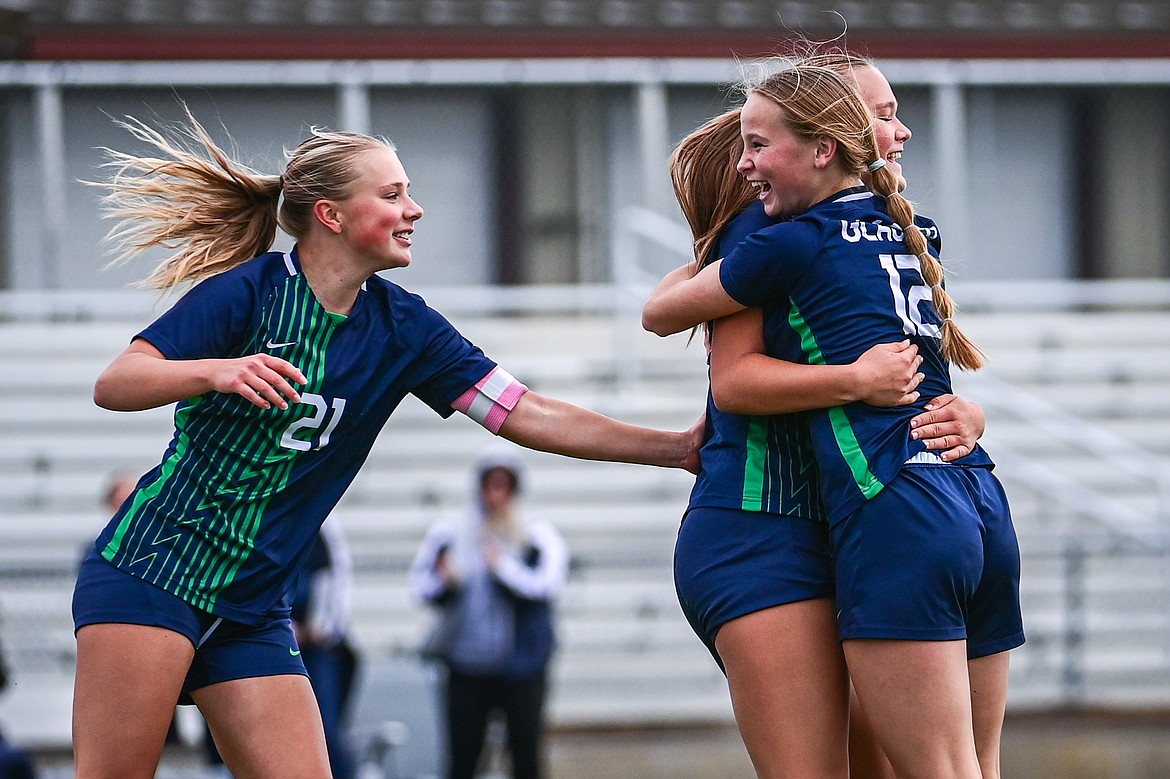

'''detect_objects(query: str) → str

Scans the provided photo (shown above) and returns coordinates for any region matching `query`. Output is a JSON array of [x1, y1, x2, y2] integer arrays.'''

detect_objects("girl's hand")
[[209, 354, 306, 410], [852, 340, 924, 407], [681, 413, 706, 475], [909, 394, 986, 461], [96, 339, 306, 412]]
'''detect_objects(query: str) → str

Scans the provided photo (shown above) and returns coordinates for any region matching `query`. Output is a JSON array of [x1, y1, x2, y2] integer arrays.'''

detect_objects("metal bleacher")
[[2, 280, 1170, 761]]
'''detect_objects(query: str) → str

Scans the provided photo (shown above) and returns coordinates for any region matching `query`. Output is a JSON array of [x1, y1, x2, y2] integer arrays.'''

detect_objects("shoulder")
[[178, 251, 287, 297], [527, 520, 566, 547], [370, 275, 449, 319], [364, 273, 424, 308], [741, 215, 824, 257], [912, 212, 943, 247], [420, 520, 458, 547], [364, 275, 462, 337], [715, 201, 775, 258]]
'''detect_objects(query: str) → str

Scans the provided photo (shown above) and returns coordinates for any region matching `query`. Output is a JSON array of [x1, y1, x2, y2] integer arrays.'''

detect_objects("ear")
[[812, 136, 838, 169], [313, 200, 344, 235]]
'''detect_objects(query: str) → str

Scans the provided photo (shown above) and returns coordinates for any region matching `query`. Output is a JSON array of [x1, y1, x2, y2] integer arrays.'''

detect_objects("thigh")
[[848, 683, 896, 779], [72, 551, 203, 779], [968, 651, 1011, 779], [832, 467, 984, 643], [195, 674, 330, 779], [675, 506, 835, 668], [715, 597, 850, 779], [73, 623, 195, 779], [844, 639, 981, 779]]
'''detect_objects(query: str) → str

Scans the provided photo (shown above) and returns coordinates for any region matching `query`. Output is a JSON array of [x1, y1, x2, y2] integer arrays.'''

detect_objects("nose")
[[736, 150, 751, 174], [895, 118, 912, 143], [406, 195, 423, 221]]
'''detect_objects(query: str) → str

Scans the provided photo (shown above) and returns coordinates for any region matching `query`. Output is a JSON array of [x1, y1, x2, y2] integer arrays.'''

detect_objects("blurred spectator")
[[411, 448, 569, 779], [102, 471, 138, 517]]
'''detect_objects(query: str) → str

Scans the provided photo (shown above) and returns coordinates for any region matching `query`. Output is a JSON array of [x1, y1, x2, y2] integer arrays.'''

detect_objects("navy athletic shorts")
[[72, 547, 307, 702], [830, 464, 1025, 658], [674, 505, 835, 668]]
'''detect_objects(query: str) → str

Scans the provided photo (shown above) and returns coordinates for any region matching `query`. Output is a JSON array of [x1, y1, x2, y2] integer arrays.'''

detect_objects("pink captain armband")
[[451, 366, 529, 434]]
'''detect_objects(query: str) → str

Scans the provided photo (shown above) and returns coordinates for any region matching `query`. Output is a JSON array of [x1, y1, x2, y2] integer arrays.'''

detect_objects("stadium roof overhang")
[[2, 0, 1170, 60]]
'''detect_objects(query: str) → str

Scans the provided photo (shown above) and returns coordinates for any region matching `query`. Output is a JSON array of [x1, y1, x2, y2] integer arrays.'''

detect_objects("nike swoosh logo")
[[289, 647, 301, 656], [267, 339, 297, 349]]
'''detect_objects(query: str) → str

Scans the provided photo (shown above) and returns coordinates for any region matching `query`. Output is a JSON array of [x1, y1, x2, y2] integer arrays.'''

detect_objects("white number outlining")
[[279, 393, 347, 451], [879, 254, 941, 338]]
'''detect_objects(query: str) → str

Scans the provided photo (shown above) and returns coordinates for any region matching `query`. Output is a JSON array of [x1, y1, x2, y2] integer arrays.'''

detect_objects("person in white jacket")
[[410, 447, 569, 779]]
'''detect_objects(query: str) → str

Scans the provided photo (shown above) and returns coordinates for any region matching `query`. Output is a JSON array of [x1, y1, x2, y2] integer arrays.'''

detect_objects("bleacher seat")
[[2, 289, 1169, 748]]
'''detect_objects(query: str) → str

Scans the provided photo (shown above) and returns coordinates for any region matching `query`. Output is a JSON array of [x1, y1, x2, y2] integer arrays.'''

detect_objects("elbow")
[[93, 375, 120, 411], [93, 370, 141, 412], [710, 381, 755, 416], [641, 305, 673, 337]]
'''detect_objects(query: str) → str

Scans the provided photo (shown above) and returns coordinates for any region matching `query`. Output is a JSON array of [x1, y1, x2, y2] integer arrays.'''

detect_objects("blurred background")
[[1, 1, 1169, 777]]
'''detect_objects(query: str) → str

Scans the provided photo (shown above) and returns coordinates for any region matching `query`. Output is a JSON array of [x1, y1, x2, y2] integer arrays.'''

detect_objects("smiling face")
[[736, 93, 819, 218], [852, 65, 912, 191], [333, 147, 423, 271]]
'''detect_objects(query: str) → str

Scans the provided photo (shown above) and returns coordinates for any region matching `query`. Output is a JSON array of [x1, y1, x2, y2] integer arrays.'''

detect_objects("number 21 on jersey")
[[879, 254, 941, 339], [280, 393, 346, 451]]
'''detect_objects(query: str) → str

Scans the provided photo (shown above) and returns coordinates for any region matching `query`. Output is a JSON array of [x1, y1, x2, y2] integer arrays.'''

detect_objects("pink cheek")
[[349, 208, 395, 250]]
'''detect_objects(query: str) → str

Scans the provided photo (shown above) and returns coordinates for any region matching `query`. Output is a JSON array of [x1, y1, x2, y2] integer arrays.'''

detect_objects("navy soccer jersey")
[[688, 200, 825, 522], [96, 248, 497, 623], [718, 188, 992, 520]]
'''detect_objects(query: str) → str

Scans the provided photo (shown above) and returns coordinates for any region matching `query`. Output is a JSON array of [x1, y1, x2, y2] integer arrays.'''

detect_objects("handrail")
[[965, 371, 1170, 525], [989, 444, 1170, 550]]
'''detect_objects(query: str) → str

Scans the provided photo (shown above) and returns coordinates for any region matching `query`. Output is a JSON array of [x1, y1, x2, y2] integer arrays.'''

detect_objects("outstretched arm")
[[94, 338, 306, 412], [642, 260, 745, 337], [498, 391, 703, 474]]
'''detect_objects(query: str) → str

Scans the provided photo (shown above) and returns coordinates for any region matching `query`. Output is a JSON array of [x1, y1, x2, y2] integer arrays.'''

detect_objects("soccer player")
[[645, 60, 1023, 779], [71, 108, 701, 779]]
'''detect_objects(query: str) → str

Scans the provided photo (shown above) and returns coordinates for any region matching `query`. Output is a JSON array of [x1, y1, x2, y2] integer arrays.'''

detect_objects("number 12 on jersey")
[[879, 254, 941, 339]]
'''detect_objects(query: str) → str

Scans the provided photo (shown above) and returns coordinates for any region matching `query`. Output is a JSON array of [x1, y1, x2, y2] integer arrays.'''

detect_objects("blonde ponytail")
[[746, 64, 983, 371], [870, 166, 984, 371], [94, 105, 282, 292]]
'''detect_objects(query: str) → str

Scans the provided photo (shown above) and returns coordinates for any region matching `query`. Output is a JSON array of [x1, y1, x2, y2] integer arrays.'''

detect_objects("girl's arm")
[[93, 338, 306, 412], [409, 524, 458, 602], [642, 259, 744, 337], [498, 392, 703, 474], [708, 311, 984, 458], [709, 308, 923, 414]]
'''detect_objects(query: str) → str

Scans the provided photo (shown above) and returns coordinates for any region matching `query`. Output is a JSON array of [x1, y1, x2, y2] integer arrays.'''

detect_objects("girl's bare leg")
[[73, 624, 194, 779], [195, 673, 332, 779], [715, 598, 850, 779], [968, 651, 1011, 779], [848, 683, 897, 779], [844, 639, 981, 779]]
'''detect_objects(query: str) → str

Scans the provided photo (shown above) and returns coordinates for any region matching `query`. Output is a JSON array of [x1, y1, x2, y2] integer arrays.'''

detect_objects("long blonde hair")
[[94, 104, 393, 292], [749, 64, 982, 370]]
